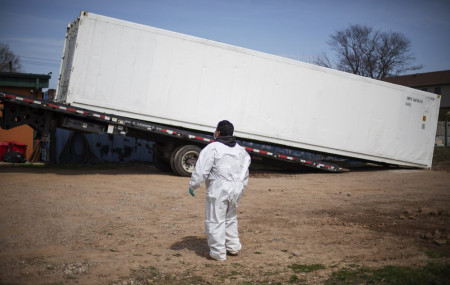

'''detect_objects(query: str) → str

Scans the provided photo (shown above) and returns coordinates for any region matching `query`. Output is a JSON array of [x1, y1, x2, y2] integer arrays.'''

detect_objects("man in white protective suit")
[[188, 120, 251, 261]]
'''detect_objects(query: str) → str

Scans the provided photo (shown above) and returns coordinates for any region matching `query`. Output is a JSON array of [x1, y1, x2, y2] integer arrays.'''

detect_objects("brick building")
[[0, 72, 51, 160], [382, 70, 450, 119]]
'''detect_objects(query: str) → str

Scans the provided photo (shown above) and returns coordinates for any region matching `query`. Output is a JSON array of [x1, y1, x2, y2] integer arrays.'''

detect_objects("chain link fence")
[[436, 121, 450, 146]]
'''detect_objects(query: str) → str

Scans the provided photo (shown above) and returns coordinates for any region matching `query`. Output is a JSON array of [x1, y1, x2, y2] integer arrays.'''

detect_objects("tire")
[[2, 151, 27, 163], [153, 151, 172, 172], [170, 145, 201, 177], [152, 144, 172, 172]]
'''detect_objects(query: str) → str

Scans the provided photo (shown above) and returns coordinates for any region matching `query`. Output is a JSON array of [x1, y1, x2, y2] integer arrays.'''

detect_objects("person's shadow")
[[170, 236, 208, 257]]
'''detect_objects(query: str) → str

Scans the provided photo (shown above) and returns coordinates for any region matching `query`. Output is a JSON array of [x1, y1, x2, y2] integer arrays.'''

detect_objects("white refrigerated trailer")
[[0, 11, 441, 174]]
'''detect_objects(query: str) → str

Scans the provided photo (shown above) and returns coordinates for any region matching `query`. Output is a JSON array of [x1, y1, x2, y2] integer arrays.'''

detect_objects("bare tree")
[[314, 25, 422, 79], [0, 42, 22, 72], [314, 51, 333, 69]]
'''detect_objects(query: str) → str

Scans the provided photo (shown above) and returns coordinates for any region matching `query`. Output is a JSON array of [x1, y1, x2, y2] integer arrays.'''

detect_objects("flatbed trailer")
[[0, 91, 344, 175]]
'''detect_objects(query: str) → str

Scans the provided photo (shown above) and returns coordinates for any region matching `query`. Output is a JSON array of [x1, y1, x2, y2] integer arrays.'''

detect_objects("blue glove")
[[189, 187, 195, 197]]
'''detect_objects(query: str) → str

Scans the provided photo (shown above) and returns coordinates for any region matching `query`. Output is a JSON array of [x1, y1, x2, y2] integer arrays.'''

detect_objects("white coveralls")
[[189, 141, 251, 261]]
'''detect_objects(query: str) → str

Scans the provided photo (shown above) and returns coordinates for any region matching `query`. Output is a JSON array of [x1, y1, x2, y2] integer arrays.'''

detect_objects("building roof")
[[0, 72, 51, 88], [382, 70, 450, 88]]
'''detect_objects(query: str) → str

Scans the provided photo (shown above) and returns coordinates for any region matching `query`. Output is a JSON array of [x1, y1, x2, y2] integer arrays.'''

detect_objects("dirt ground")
[[0, 164, 449, 284]]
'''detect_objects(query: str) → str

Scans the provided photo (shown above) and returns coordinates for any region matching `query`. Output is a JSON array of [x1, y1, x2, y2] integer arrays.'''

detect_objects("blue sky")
[[1, 0, 449, 89]]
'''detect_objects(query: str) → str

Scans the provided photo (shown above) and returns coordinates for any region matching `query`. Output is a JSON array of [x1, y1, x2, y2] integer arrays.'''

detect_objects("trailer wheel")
[[170, 145, 200, 177], [153, 151, 172, 172]]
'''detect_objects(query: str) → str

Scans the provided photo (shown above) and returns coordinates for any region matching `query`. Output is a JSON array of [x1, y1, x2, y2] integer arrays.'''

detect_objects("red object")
[[0, 142, 10, 161], [10, 141, 27, 155]]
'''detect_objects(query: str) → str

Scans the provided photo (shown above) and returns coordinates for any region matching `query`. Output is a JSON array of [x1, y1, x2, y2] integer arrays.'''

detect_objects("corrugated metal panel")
[[0, 72, 50, 88], [56, 11, 441, 168]]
